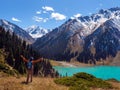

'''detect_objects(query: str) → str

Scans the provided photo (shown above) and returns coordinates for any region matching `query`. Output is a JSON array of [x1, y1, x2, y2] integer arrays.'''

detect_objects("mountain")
[[0, 19, 34, 44], [25, 25, 50, 38], [33, 7, 120, 63], [77, 18, 120, 63]]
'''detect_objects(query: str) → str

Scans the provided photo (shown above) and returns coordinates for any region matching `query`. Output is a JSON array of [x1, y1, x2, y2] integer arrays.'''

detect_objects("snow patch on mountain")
[[33, 7, 120, 61], [0, 19, 34, 44], [0, 19, 15, 32], [26, 25, 50, 38]]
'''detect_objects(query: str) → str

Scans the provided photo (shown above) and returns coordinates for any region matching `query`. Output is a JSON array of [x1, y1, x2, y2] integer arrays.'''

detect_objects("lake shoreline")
[[50, 60, 93, 67], [50, 60, 119, 67], [50, 60, 120, 67], [51, 60, 120, 81], [53, 65, 120, 81]]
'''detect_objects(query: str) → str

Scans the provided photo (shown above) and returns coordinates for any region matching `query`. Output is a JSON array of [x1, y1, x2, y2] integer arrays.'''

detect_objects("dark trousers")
[[26, 67, 33, 83]]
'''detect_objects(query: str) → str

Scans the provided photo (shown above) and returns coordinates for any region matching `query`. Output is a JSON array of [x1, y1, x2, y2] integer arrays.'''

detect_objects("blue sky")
[[0, 0, 120, 29]]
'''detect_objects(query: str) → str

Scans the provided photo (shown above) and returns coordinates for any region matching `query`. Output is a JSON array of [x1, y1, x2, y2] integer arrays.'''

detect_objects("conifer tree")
[[0, 26, 59, 77]]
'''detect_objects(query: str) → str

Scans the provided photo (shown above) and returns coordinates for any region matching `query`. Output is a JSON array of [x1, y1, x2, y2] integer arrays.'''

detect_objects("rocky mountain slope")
[[0, 19, 34, 44], [77, 18, 120, 63], [33, 7, 120, 63]]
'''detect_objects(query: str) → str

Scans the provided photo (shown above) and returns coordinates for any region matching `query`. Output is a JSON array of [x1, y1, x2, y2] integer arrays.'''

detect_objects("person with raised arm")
[[20, 55, 43, 84]]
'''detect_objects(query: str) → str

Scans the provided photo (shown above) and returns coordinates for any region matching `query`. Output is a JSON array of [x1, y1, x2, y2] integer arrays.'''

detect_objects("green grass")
[[106, 78, 120, 83], [0, 62, 19, 76], [54, 72, 113, 90], [0, 49, 19, 76]]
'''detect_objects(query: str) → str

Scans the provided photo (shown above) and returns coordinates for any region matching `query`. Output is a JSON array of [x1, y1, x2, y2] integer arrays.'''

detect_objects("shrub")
[[73, 72, 95, 81], [54, 72, 113, 90], [69, 85, 90, 90], [54, 77, 76, 86], [106, 78, 119, 83]]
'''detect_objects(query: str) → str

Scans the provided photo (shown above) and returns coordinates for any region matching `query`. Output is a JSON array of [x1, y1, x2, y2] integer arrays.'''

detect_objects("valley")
[[0, 3, 120, 90]]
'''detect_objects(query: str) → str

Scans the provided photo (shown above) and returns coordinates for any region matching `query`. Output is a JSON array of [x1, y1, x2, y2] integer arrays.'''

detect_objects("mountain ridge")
[[0, 19, 34, 44], [33, 7, 120, 63], [77, 18, 120, 63], [25, 25, 50, 38]]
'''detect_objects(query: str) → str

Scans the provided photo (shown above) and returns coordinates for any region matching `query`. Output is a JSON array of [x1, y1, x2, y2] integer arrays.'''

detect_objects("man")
[[20, 55, 43, 84]]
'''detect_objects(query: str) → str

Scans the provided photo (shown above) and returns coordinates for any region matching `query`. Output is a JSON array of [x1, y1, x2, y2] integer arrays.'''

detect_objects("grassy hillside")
[[0, 41, 120, 90], [0, 74, 68, 90], [0, 72, 120, 90], [54, 72, 114, 90], [0, 49, 19, 76]]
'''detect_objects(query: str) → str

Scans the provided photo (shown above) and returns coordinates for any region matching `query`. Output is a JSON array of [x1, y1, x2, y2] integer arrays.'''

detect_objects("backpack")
[[27, 60, 32, 69]]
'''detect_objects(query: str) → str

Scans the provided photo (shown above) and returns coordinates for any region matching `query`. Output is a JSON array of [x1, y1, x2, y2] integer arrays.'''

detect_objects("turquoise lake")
[[53, 66, 120, 81]]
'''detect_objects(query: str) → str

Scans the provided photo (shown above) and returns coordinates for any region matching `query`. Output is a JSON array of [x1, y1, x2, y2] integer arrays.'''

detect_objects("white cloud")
[[51, 12, 66, 20], [33, 16, 49, 23], [74, 13, 82, 18], [36, 11, 41, 14], [43, 18, 49, 22], [12, 17, 21, 22], [43, 11, 48, 13], [70, 13, 82, 19], [33, 16, 43, 22], [42, 6, 54, 11]]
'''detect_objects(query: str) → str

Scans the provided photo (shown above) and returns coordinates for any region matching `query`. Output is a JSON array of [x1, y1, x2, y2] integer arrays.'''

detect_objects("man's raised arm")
[[32, 57, 43, 64], [20, 55, 28, 62]]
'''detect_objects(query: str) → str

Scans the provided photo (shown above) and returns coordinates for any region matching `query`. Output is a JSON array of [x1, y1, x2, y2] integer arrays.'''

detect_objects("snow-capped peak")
[[0, 19, 15, 32], [66, 7, 120, 37], [0, 19, 34, 43], [25, 25, 50, 38], [33, 7, 120, 62]]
